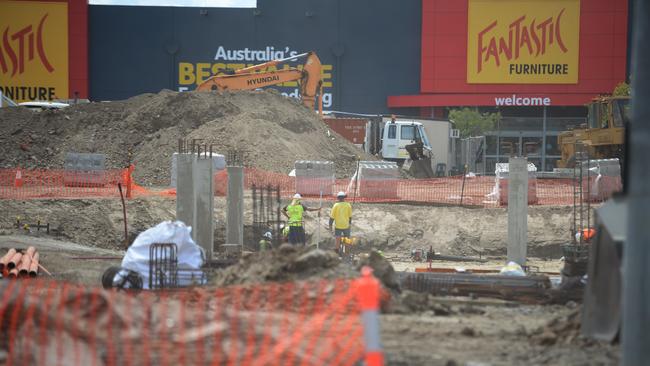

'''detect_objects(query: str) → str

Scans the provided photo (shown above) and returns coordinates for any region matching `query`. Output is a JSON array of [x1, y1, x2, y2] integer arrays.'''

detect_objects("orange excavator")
[[196, 51, 324, 115]]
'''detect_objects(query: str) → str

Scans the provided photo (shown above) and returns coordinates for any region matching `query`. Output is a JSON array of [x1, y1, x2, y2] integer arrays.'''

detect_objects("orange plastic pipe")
[[28, 252, 39, 277], [24, 246, 36, 259], [0, 248, 16, 271], [18, 253, 31, 276], [7, 252, 23, 270]]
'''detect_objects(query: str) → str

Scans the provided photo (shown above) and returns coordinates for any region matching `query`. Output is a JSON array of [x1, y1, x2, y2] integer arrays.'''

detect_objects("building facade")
[[1, 0, 630, 171], [389, 0, 629, 171]]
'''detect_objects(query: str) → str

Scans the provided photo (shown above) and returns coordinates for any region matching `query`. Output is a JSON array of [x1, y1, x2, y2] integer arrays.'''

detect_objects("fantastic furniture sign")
[[467, 0, 580, 84], [0, 1, 69, 102]]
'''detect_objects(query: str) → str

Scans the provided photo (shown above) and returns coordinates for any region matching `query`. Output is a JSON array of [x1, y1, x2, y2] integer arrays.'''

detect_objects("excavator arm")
[[196, 51, 323, 114]]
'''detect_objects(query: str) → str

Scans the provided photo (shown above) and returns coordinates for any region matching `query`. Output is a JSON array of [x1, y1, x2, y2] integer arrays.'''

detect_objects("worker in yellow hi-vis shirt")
[[329, 191, 352, 254]]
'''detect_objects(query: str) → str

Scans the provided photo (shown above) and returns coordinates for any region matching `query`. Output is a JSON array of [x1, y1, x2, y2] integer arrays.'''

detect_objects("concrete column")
[[507, 156, 528, 265], [176, 153, 196, 228], [624, 1, 650, 363], [193, 157, 214, 259], [226, 166, 244, 247]]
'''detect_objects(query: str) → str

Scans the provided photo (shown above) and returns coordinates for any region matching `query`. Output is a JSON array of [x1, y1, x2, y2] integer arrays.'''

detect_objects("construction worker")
[[282, 193, 320, 245], [259, 231, 273, 251], [329, 191, 352, 254]]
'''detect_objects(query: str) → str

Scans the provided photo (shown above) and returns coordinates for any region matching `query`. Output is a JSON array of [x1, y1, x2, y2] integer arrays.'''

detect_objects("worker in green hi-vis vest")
[[282, 193, 320, 245]]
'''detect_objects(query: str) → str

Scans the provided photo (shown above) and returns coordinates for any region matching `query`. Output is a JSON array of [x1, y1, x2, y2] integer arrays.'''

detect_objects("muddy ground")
[[0, 197, 572, 258], [0, 233, 617, 366], [0, 198, 617, 365], [381, 303, 618, 365]]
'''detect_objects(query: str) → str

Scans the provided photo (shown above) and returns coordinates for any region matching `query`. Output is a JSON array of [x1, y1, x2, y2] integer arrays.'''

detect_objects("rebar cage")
[[148, 243, 207, 290], [252, 184, 282, 250]]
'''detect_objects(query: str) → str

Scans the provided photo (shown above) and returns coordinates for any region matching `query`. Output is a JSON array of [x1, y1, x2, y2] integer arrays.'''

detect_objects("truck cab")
[[380, 120, 432, 163]]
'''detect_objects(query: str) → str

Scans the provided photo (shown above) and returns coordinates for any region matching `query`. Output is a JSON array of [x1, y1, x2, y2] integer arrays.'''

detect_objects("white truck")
[[324, 113, 452, 178], [366, 117, 435, 177]]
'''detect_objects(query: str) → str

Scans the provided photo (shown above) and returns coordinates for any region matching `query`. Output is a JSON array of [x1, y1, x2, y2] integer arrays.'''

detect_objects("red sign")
[[389, 0, 629, 108]]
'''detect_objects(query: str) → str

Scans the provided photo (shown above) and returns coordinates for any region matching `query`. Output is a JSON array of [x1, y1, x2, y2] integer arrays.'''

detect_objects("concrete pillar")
[[507, 156, 528, 265], [193, 157, 214, 259], [226, 166, 244, 247], [623, 1, 650, 363], [176, 153, 196, 228]]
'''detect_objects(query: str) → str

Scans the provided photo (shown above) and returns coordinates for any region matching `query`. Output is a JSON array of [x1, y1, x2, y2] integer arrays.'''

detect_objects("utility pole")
[[623, 1, 650, 364]]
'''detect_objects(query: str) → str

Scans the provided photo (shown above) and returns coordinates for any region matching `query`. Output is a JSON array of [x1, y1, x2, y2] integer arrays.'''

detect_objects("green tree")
[[613, 81, 631, 96], [447, 108, 501, 138]]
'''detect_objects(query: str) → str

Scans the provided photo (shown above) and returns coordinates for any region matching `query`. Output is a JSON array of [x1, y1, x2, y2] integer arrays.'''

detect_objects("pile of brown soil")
[[211, 245, 358, 286], [0, 90, 373, 185], [211, 246, 401, 292]]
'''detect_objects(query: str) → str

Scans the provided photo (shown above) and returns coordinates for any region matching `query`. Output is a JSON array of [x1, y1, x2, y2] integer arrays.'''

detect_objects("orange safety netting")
[[0, 278, 368, 366], [229, 168, 603, 207], [0, 166, 619, 207], [0, 166, 153, 200]]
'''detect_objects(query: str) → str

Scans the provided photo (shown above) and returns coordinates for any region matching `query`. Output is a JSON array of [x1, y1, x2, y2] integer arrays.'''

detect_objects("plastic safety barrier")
[[0, 166, 617, 207], [0, 268, 384, 366], [0, 166, 152, 200], [216, 168, 589, 207]]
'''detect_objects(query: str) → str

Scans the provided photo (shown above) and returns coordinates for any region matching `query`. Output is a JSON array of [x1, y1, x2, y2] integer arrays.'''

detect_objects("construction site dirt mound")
[[211, 245, 357, 286], [0, 90, 373, 185], [210, 245, 402, 290]]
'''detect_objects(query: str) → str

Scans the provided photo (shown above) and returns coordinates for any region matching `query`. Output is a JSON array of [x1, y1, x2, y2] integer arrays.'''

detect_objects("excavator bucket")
[[581, 198, 626, 341], [408, 158, 435, 178], [405, 142, 435, 178]]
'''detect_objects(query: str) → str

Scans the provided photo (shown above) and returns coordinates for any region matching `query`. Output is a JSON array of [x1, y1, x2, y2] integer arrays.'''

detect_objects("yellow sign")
[[467, 0, 580, 84], [0, 1, 68, 102]]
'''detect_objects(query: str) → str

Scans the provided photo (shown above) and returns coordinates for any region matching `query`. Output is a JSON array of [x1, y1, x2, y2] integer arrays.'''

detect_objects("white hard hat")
[[293, 193, 302, 199], [263, 232, 273, 239], [337, 191, 347, 197]]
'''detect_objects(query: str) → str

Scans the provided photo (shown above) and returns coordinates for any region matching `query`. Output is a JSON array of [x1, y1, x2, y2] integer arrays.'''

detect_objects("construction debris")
[[530, 308, 586, 346], [14, 217, 50, 234], [398, 271, 552, 304]]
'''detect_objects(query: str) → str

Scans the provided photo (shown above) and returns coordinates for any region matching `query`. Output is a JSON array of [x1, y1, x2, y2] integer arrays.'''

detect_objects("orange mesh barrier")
[[0, 167, 154, 200], [214, 168, 606, 207], [0, 277, 373, 366], [0, 166, 617, 207]]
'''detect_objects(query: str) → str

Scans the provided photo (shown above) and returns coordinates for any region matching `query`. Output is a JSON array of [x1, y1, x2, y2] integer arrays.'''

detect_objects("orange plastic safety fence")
[[2, 166, 619, 206], [213, 168, 617, 207], [0, 278, 367, 366], [0, 168, 155, 200]]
